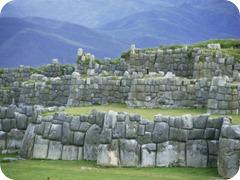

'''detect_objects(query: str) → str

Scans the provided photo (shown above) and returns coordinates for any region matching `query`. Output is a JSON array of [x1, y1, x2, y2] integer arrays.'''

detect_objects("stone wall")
[[127, 76, 210, 108], [20, 111, 223, 168], [218, 118, 240, 179], [207, 77, 239, 115]]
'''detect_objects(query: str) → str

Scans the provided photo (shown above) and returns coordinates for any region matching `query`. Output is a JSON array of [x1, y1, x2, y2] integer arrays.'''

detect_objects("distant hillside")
[[99, 2, 240, 48], [0, 17, 126, 67]]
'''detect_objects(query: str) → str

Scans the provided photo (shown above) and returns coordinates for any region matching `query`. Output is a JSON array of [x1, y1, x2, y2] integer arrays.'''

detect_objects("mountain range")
[[0, 0, 240, 67]]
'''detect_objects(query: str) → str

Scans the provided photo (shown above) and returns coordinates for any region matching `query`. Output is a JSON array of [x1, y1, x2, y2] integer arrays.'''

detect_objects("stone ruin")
[[1, 44, 240, 178]]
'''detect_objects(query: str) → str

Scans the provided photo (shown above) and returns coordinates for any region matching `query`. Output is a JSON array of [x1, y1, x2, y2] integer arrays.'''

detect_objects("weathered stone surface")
[[70, 117, 81, 131], [104, 111, 117, 129], [141, 143, 156, 167], [193, 115, 208, 129], [120, 139, 140, 167], [156, 141, 185, 167], [152, 122, 169, 143], [15, 113, 28, 130], [48, 124, 62, 141], [2, 119, 11, 132], [20, 124, 36, 158], [126, 119, 138, 138], [186, 140, 208, 167], [0, 131, 6, 149], [73, 132, 85, 146], [47, 141, 62, 160], [78, 147, 83, 160], [169, 128, 188, 142], [100, 128, 112, 144], [62, 145, 78, 160], [97, 140, 119, 166], [62, 122, 74, 145], [218, 138, 240, 179], [84, 124, 102, 160], [188, 129, 205, 140], [221, 125, 240, 139], [112, 122, 125, 138], [33, 135, 49, 159], [7, 129, 24, 149]]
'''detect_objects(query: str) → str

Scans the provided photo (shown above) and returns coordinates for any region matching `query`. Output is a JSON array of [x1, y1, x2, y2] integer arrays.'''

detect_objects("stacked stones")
[[207, 76, 239, 115], [127, 46, 193, 77], [97, 112, 222, 168], [195, 78, 211, 108], [0, 105, 29, 153], [67, 76, 131, 106], [127, 76, 196, 108], [20, 110, 223, 169], [218, 118, 240, 178], [19, 75, 72, 106]]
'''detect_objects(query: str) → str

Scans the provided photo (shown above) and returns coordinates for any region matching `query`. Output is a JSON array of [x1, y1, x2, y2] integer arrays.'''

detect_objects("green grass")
[[44, 104, 206, 120], [1, 158, 220, 180]]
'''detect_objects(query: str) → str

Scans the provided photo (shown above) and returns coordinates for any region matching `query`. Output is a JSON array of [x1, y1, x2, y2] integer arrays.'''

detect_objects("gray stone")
[[84, 124, 102, 160], [218, 138, 240, 178], [15, 113, 28, 130], [188, 129, 205, 140], [186, 140, 208, 167], [47, 141, 63, 160], [104, 111, 117, 129], [7, 129, 24, 149], [204, 128, 215, 139], [126, 119, 138, 138], [48, 124, 62, 141], [62, 122, 74, 145], [100, 128, 112, 144], [141, 143, 156, 167], [42, 122, 51, 138], [33, 135, 49, 159], [152, 122, 169, 143], [73, 132, 85, 146], [169, 128, 188, 142], [156, 141, 185, 167], [62, 145, 78, 160], [79, 122, 91, 132], [0, 131, 6, 149], [119, 139, 140, 167], [97, 140, 119, 167], [78, 147, 83, 160], [2, 119, 11, 132], [137, 132, 152, 145], [20, 124, 36, 158], [193, 115, 208, 129], [112, 122, 125, 138], [221, 125, 240, 139], [70, 117, 81, 131]]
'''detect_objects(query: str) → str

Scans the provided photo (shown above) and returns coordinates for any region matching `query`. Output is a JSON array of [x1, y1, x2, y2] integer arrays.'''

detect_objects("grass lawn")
[[1, 158, 220, 180], [44, 103, 240, 124]]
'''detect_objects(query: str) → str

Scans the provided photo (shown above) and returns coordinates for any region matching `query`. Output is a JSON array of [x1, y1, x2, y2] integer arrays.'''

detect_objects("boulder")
[[97, 140, 119, 167], [156, 141, 185, 167], [186, 140, 208, 167], [62, 145, 78, 160], [84, 124, 102, 160], [7, 129, 24, 149], [119, 139, 140, 167], [48, 124, 62, 141], [141, 143, 156, 167], [73, 132, 85, 146], [152, 122, 169, 143], [32, 135, 49, 159], [47, 141, 63, 160]]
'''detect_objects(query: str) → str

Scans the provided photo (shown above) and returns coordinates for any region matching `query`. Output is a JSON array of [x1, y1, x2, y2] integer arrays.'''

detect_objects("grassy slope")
[[1, 159, 219, 180], [44, 103, 240, 124]]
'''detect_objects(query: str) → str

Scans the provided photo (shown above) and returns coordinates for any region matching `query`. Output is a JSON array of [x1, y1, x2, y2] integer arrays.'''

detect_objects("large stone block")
[[7, 129, 24, 149], [84, 124, 102, 160], [47, 141, 63, 160], [62, 145, 78, 160], [218, 138, 240, 179], [0, 131, 6, 149], [152, 122, 169, 143], [33, 136, 49, 159], [62, 122, 74, 145], [48, 124, 62, 141], [119, 139, 140, 167], [2, 119, 11, 132], [97, 140, 119, 167], [73, 132, 85, 146], [141, 143, 156, 167], [112, 122, 125, 138], [20, 124, 36, 158], [15, 113, 28, 130], [126, 119, 138, 138], [156, 141, 185, 167], [104, 111, 118, 129], [186, 140, 208, 167], [70, 117, 81, 131]]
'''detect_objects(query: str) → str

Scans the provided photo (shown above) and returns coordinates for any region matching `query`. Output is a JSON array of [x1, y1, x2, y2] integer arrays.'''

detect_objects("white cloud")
[[0, 0, 13, 13]]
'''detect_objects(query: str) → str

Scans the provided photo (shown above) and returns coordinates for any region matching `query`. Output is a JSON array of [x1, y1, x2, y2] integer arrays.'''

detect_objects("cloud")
[[0, 0, 13, 13]]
